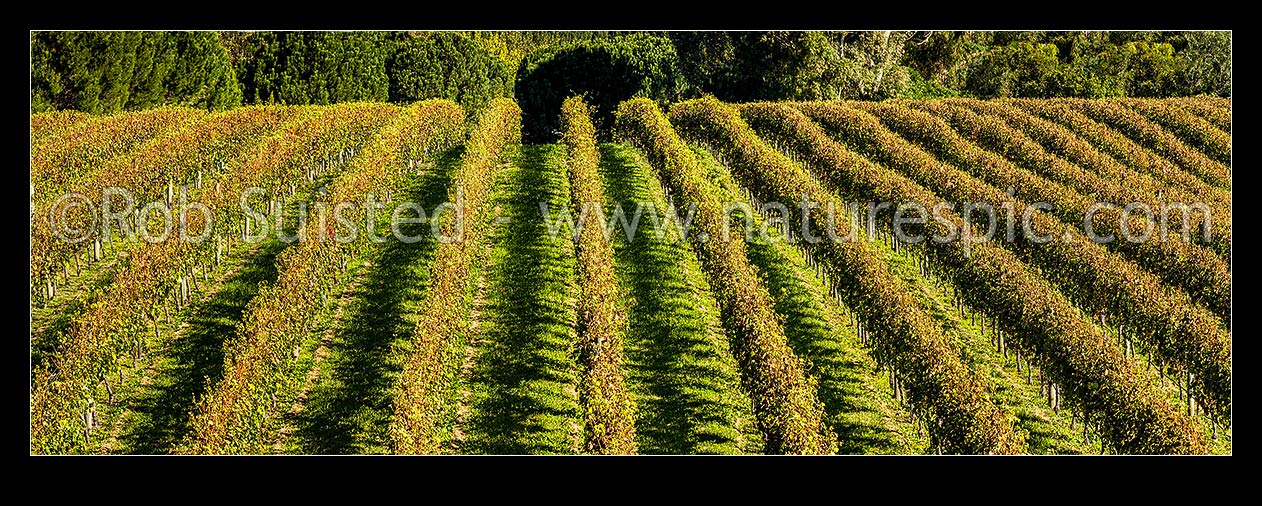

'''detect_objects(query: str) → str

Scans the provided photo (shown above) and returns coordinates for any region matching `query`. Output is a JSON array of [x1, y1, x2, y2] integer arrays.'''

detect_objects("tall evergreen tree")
[[387, 32, 512, 112], [237, 32, 391, 106], [30, 31, 241, 114]]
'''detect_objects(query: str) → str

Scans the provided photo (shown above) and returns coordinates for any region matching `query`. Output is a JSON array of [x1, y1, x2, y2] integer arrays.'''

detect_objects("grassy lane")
[[100, 178, 337, 454], [867, 235, 1230, 453], [700, 141, 1084, 453], [105, 238, 288, 453], [457, 144, 584, 454], [875, 241, 1090, 454], [598, 144, 762, 454], [280, 150, 459, 454], [695, 148, 926, 454]]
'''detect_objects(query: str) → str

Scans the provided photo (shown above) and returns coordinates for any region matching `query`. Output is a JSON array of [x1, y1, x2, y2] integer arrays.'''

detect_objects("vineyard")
[[29, 95, 1231, 455]]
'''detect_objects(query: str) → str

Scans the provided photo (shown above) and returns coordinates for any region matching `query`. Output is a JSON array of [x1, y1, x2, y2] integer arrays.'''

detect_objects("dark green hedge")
[[516, 34, 687, 142]]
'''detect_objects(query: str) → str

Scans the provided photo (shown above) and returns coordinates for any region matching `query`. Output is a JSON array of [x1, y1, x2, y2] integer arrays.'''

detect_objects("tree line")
[[32, 31, 1231, 122]]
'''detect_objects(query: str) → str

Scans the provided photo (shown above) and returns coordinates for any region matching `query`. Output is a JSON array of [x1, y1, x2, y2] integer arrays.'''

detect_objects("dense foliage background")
[[32, 32, 242, 113], [32, 30, 1232, 116], [516, 34, 688, 141]]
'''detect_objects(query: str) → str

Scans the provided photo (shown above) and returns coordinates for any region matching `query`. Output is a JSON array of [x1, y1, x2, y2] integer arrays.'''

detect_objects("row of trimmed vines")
[[1170, 97, 1230, 132], [619, 97, 845, 455], [671, 97, 1026, 454], [31, 107, 200, 203], [31, 103, 398, 454], [388, 98, 521, 454], [904, 100, 1230, 321], [857, 102, 1230, 325], [30, 110, 94, 151], [720, 99, 1205, 453], [31, 107, 294, 309], [183, 101, 463, 454], [560, 96, 638, 454], [791, 101, 1230, 430], [1121, 98, 1231, 167], [1064, 99, 1230, 190], [1007, 99, 1231, 264], [955, 98, 1231, 266]]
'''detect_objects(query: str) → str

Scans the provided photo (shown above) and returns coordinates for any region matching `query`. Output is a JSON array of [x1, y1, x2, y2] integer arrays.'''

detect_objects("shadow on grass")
[[744, 234, 921, 454], [911, 269, 1087, 455], [597, 144, 762, 455], [687, 145, 925, 454], [115, 239, 287, 454], [459, 144, 582, 455], [286, 149, 461, 454]]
